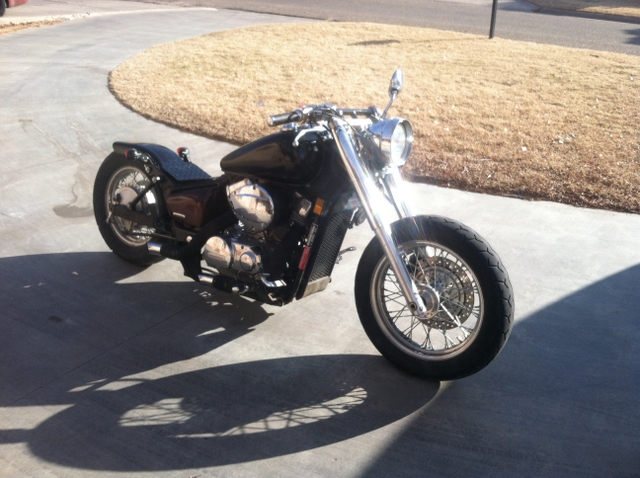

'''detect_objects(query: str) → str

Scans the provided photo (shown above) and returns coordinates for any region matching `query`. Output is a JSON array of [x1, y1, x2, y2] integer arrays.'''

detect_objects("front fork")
[[330, 120, 428, 318]]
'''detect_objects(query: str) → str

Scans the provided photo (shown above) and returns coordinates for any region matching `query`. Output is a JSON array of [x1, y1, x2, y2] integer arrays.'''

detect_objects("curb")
[[0, 7, 218, 27]]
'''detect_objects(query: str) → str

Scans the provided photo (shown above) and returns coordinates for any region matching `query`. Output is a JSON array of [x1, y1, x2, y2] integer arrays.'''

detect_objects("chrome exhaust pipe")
[[147, 242, 163, 256], [197, 274, 215, 285]]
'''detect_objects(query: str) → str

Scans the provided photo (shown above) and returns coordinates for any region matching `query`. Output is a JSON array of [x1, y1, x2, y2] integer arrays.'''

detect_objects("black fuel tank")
[[220, 131, 324, 185]]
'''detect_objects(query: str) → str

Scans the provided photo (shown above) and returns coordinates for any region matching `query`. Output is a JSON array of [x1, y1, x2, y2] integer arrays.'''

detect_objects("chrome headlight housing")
[[367, 118, 414, 167]]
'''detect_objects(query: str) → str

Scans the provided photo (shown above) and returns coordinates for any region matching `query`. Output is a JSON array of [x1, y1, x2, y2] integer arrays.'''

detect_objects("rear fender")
[[112, 142, 231, 229], [112, 142, 212, 182]]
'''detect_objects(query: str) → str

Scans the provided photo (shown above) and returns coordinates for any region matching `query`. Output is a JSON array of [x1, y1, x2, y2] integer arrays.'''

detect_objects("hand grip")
[[267, 110, 302, 127]]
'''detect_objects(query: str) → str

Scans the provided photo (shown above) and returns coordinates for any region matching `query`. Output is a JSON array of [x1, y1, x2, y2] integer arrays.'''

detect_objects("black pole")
[[489, 0, 498, 39]]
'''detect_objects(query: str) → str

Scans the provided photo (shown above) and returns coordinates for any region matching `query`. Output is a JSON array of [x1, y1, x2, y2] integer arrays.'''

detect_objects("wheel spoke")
[[440, 303, 464, 328], [373, 239, 484, 358], [443, 333, 457, 349], [420, 324, 434, 350], [106, 166, 157, 247], [391, 305, 409, 324], [400, 316, 420, 339], [441, 297, 476, 315]]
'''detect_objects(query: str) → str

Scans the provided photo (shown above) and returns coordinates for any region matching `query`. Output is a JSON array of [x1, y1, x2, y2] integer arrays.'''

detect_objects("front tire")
[[355, 215, 514, 381], [93, 152, 166, 266]]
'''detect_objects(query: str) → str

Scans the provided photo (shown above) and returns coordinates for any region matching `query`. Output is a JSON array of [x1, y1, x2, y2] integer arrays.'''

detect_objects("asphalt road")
[[1, 2, 639, 477], [125, 0, 640, 55]]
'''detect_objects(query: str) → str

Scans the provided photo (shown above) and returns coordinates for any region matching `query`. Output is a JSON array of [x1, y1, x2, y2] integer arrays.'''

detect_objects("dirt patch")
[[528, 0, 640, 19], [110, 23, 640, 213], [0, 19, 66, 36]]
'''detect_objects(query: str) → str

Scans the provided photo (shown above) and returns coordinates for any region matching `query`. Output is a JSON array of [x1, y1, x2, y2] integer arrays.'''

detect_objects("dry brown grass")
[[0, 19, 66, 36], [110, 23, 640, 213], [527, 0, 640, 18]]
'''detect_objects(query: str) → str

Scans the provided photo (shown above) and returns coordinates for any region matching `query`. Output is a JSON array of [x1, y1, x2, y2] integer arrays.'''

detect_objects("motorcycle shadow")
[[358, 263, 640, 477], [0, 251, 439, 471], [0, 251, 274, 406]]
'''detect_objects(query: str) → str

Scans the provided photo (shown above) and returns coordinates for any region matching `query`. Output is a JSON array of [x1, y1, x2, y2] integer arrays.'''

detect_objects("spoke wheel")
[[105, 166, 157, 247], [372, 241, 483, 360], [93, 152, 166, 266], [355, 215, 514, 381]]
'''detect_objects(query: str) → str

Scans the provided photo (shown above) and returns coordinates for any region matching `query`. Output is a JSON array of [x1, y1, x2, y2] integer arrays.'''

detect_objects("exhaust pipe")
[[146, 212, 235, 260], [197, 273, 250, 295], [147, 242, 163, 256]]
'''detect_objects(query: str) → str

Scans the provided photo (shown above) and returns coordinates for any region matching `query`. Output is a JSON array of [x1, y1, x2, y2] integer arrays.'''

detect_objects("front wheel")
[[355, 215, 514, 381], [93, 152, 166, 266]]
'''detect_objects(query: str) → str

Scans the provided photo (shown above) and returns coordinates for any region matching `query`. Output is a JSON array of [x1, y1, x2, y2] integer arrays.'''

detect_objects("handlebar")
[[267, 105, 380, 128], [267, 110, 303, 127]]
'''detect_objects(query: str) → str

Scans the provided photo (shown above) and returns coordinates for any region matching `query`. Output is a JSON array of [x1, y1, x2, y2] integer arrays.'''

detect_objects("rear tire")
[[355, 215, 514, 380], [93, 152, 166, 266], [0, 1, 6, 17]]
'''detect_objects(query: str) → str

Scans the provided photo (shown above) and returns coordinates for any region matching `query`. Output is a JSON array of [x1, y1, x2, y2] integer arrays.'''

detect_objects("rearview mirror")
[[388, 69, 404, 98], [382, 69, 404, 119]]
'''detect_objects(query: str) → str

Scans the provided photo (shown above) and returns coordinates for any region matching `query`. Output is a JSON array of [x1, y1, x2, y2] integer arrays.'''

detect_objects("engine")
[[227, 179, 277, 231], [202, 179, 297, 280], [203, 234, 264, 276]]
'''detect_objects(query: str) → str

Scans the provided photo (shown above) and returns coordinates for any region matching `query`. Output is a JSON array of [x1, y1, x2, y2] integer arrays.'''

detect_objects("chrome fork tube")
[[383, 165, 412, 219], [330, 119, 427, 318]]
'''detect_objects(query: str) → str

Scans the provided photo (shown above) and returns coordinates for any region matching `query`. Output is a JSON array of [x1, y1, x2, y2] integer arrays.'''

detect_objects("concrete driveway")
[[1, 2, 639, 476]]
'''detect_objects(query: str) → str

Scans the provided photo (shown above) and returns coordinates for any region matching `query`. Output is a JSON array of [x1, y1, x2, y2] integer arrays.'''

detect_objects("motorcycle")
[[93, 70, 514, 381]]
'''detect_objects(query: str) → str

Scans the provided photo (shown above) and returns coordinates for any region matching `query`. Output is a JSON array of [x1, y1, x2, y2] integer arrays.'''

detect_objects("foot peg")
[[336, 246, 356, 264]]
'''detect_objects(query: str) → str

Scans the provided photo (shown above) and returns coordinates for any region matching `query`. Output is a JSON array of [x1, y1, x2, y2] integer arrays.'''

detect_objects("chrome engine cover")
[[227, 179, 275, 232], [203, 235, 263, 276]]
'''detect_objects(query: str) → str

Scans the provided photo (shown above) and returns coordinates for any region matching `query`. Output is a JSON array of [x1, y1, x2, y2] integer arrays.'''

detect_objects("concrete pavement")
[[0, 0, 183, 23], [1, 1, 639, 476]]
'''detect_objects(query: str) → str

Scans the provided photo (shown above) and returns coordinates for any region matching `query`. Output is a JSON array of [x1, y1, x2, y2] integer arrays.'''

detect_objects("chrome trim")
[[197, 274, 215, 285], [292, 125, 327, 147], [227, 179, 275, 232], [301, 277, 331, 298], [260, 276, 286, 288], [329, 118, 426, 318], [368, 118, 413, 166], [382, 69, 404, 119], [383, 166, 412, 219], [147, 242, 163, 256]]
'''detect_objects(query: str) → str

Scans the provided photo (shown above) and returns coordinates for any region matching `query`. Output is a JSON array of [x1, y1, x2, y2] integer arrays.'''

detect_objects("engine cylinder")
[[203, 235, 263, 277], [227, 179, 276, 232]]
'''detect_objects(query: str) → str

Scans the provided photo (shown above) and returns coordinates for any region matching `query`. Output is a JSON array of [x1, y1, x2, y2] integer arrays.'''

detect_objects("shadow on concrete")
[[358, 264, 640, 477], [0, 252, 439, 470], [0, 252, 274, 406], [3, 355, 437, 470], [623, 27, 640, 45], [5, 252, 638, 473]]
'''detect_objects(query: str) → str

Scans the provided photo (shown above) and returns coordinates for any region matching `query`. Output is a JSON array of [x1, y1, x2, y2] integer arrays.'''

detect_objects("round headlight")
[[368, 118, 414, 167]]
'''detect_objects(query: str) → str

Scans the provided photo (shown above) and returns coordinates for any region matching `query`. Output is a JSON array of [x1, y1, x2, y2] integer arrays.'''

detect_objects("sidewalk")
[[0, 0, 189, 25]]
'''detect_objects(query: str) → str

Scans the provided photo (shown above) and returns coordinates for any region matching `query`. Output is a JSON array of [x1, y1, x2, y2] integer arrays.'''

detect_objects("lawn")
[[110, 23, 640, 213]]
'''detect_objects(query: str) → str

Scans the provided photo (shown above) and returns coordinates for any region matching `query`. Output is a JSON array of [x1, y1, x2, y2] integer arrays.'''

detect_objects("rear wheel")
[[93, 153, 166, 266], [355, 215, 514, 380]]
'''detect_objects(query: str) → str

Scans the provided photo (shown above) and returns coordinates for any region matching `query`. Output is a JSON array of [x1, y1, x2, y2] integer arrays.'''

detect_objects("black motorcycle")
[[94, 70, 514, 380]]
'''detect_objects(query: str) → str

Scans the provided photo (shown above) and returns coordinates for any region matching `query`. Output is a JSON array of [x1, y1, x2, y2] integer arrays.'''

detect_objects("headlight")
[[367, 118, 414, 167]]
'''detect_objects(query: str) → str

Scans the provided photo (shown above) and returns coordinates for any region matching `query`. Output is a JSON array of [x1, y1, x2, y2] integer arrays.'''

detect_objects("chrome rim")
[[371, 240, 484, 360], [105, 166, 157, 247]]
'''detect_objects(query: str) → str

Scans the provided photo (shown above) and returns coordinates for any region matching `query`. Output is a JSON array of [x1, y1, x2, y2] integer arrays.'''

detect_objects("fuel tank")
[[220, 131, 324, 185]]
